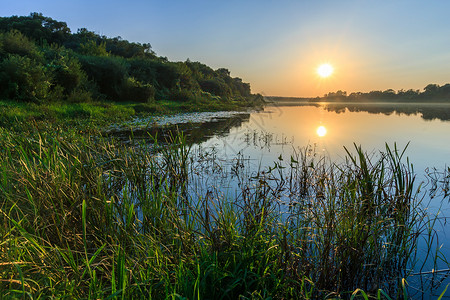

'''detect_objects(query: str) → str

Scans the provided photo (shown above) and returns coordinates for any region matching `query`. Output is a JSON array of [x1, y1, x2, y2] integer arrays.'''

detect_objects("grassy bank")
[[0, 126, 446, 299], [0, 97, 262, 133]]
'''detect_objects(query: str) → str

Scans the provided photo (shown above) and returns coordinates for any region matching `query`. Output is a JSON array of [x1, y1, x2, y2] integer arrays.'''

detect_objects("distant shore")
[[265, 96, 450, 104]]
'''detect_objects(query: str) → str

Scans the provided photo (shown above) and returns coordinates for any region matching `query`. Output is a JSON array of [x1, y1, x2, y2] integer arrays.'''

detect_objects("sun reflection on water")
[[316, 125, 327, 137]]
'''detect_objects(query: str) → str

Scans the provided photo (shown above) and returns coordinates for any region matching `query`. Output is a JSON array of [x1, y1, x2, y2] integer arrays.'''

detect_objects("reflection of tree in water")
[[321, 103, 450, 121], [109, 113, 251, 145], [182, 114, 251, 144]]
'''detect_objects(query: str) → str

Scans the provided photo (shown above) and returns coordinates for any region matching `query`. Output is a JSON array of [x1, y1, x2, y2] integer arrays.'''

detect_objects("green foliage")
[[105, 36, 155, 58], [199, 78, 232, 97], [132, 102, 168, 114], [50, 53, 88, 95], [121, 77, 155, 102], [231, 77, 251, 97], [421, 83, 450, 99], [79, 40, 109, 57], [324, 83, 450, 102], [173, 61, 199, 90], [169, 89, 195, 102], [0, 13, 257, 107], [0, 13, 71, 45], [77, 55, 127, 101], [0, 128, 446, 298], [0, 30, 40, 58], [72, 28, 155, 59], [0, 54, 50, 101], [127, 57, 158, 86], [66, 89, 93, 103], [185, 60, 215, 80]]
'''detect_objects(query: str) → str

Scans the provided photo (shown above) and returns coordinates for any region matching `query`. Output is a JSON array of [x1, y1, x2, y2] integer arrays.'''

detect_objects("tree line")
[[0, 13, 257, 104], [319, 84, 450, 102]]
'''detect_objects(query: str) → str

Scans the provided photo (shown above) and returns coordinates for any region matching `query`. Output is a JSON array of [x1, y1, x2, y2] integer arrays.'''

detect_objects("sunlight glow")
[[317, 64, 334, 78], [316, 126, 327, 137]]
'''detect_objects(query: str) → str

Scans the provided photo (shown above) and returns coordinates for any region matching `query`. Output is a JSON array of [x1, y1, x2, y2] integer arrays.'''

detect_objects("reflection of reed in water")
[[107, 113, 251, 145], [243, 129, 293, 149]]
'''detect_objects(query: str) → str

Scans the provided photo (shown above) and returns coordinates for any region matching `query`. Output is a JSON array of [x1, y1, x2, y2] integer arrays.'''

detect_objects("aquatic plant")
[[0, 129, 448, 298]]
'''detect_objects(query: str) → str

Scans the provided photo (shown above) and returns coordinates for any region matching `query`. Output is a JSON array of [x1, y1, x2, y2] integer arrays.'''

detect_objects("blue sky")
[[3, 0, 450, 96]]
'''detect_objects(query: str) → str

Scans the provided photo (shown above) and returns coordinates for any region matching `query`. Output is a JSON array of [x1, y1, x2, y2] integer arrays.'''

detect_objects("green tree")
[[79, 40, 109, 56], [121, 77, 155, 102], [0, 54, 50, 101], [78, 55, 127, 100], [199, 78, 232, 97], [0, 13, 256, 104], [0, 13, 70, 45], [424, 84, 439, 95], [0, 30, 40, 58], [51, 55, 88, 95]]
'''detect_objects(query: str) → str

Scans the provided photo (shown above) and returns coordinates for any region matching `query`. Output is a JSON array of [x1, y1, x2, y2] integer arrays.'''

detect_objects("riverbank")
[[0, 96, 263, 133]]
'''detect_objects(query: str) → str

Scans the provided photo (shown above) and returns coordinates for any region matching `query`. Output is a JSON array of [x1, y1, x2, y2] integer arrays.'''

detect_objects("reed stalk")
[[0, 129, 447, 299]]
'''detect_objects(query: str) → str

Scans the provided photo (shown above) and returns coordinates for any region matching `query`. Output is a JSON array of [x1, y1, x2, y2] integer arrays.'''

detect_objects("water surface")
[[193, 102, 450, 298], [116, 102, 450, 297], [198, 103, 450, 174]]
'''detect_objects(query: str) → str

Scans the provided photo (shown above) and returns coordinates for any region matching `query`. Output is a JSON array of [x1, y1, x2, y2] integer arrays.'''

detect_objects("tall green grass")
[[0, 129, 447, 299]]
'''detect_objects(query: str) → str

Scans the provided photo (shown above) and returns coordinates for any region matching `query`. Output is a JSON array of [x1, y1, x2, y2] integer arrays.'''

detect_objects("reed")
[[0, 128, 447, 299]]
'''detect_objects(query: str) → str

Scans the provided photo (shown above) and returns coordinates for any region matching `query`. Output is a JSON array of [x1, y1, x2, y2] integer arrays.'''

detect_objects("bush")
[[121, 77, 155, 102], [0, 30, 40, 58], [78, 55, 127, 100], [133, 103, 167, 114], [128, 57, 158, 86], [49, 55, 87, 95], [199, 78, 232, 97], [79, 40, 109, 57], [169, 89, 194, 102], [0, 54, 50, 101], [67, 89, 93, 103]]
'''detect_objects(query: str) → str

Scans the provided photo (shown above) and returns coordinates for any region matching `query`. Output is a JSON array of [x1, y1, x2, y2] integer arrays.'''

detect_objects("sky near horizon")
[[3, 0, 450, 97]]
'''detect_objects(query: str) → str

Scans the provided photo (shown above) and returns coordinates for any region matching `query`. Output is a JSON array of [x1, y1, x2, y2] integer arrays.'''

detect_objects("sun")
[[317, 63, 334, 78]]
